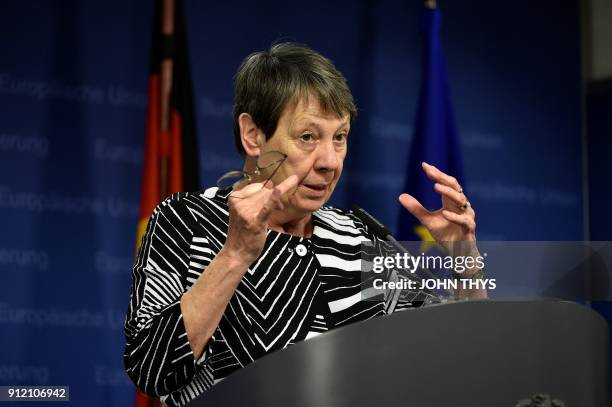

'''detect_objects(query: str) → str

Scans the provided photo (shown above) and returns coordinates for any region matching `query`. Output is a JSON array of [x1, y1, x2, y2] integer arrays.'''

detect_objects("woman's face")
[[260, 96, 350, 217]]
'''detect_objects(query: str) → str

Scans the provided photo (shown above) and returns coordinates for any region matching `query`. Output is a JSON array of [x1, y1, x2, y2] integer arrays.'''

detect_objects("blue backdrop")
[[0, 0, 594, 406]]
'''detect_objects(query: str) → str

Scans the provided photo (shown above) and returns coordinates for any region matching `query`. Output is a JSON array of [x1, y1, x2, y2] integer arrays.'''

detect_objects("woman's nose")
[[314, 142, 339, 172]]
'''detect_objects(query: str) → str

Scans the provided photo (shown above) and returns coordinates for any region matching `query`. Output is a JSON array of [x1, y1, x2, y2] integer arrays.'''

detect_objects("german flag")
[[134, 0, 199, 405]]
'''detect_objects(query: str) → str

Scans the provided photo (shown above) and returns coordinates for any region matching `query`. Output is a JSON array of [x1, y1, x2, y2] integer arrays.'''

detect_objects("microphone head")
[[351, 205, 392, 239]]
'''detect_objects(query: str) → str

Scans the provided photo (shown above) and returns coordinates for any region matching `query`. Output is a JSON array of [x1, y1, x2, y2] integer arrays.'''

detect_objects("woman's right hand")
[[223, 175, 298, 266]]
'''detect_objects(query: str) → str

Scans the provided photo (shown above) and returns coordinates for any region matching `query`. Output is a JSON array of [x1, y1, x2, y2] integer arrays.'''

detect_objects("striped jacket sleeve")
[[124, 196, 208, 396]]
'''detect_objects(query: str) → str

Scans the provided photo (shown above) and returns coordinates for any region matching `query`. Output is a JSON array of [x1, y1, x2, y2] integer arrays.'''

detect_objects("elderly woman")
[[124, 42, 483, 407]]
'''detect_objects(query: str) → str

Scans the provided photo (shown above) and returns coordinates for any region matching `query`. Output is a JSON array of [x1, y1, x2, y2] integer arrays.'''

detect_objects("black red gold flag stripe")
[[133, 0, 199, 406]]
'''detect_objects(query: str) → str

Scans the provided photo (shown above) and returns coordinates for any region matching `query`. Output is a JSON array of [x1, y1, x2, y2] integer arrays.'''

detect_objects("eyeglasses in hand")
[[216, 151, 288, 192]]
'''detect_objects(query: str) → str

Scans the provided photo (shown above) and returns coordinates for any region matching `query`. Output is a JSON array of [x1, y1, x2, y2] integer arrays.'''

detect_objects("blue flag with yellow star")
[[397, 4, 463, 242]]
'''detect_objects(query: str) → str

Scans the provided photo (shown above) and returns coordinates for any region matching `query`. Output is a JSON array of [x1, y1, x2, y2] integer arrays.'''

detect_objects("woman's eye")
[[300, 133, 314, 142], [334, 133, 347, 143]]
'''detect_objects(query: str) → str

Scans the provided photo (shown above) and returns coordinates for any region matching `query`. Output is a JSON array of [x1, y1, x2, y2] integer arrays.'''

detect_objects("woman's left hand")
[[399, 162, 476, 252]]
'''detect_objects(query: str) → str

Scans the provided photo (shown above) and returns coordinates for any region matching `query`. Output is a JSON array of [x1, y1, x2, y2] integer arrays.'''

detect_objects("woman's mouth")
[[301, 183, 329, 197]]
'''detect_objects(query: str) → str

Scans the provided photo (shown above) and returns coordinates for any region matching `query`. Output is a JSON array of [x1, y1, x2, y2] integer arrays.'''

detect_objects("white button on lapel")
[[295, 243, 307, 257]]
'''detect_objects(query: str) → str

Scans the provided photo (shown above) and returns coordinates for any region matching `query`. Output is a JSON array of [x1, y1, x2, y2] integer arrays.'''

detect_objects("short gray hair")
[[233, 42, 357, 155]]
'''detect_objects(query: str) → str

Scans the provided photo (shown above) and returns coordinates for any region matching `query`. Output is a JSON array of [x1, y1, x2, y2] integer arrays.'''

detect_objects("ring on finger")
[[460, 200, 470, 211]]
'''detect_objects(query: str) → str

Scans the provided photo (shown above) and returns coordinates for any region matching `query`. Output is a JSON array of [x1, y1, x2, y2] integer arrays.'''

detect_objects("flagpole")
[[160, 0, 175, 198]]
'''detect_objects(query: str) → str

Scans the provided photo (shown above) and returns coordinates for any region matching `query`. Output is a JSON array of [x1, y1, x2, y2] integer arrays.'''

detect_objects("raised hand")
[[224, 175, 299, 265], [399, 162, 476, 251]]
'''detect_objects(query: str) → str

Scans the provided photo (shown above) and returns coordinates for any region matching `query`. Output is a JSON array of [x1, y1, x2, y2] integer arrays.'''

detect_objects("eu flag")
[[397, 4, 463, 241]]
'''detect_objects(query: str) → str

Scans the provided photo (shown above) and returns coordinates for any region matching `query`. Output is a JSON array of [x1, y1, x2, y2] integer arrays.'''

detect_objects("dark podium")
[[188, 300, 609, 407]]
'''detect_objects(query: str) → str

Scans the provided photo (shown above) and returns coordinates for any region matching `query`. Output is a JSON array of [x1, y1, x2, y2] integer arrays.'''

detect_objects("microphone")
[[351, 205, 442, 285], [352, 205, 409, 256]]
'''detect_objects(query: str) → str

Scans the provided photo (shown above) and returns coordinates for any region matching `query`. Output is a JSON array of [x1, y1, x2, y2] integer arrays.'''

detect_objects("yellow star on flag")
[[414, 225, 444, 253]]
